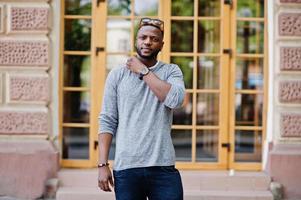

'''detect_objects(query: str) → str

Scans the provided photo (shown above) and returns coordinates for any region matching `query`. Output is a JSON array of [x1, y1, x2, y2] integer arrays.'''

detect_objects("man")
[[98, 18, 185, 200]]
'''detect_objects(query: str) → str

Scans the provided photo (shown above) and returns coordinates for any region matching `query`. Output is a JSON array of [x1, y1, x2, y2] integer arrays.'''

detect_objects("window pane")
[[62, 127, 89, 159], [196, 130, 218, 162], [197, 56, 220, 89], [63, 91, 90, 123], [237, 21, 264, 54], [106, 54, 129, 74], [237, 0, 264, 18], [199, 0, 220, 16], [197, 93, 219, 125], [171, 21, 194, 52], [173, 93, 192, 125], [134, 0, 158, 16], [172, 0, 194, 16], [64, 55, 90, 87], [171, 56, 193, 89], [107, 19, 131, 53], [65, 0, 91, 15], [235, 130, 262, 162], [108, 0, 131, 16], [64, 19, 91, 51], [198, 20, 220, 53], [235, 94, 263, 126], [171, 129, 192, 162], [236, 58, 263, 90]]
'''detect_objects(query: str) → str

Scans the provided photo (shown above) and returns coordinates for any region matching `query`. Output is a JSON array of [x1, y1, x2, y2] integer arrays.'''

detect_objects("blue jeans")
[[113, 166, 183, 200]]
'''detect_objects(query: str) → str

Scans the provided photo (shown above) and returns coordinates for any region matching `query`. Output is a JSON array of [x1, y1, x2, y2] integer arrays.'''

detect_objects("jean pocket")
[[113, 169, 127, 178]]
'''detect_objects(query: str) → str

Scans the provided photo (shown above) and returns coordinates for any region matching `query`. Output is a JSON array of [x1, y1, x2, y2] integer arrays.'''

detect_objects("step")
[[58, 169, 271, 191], [56, 187, 273, 200]]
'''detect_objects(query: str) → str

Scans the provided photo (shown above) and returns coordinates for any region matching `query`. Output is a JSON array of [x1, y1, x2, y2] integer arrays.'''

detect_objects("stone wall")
[[268, 0, 301, 199], [0, 0, 58, 199]]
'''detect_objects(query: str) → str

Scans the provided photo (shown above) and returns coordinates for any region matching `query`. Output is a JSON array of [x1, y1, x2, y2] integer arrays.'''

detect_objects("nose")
[[144, 37, 151, 46]]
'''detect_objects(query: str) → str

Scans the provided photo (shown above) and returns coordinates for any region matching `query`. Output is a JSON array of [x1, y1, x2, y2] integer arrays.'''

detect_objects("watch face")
[[141, 67, 149, 75]]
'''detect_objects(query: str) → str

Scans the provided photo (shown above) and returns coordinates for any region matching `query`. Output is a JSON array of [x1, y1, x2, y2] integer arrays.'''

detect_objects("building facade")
[[0, 0, 300, 199]]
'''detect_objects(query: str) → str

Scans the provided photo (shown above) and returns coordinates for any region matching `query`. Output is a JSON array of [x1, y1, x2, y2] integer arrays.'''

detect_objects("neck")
[[137, 55, 157, 68]]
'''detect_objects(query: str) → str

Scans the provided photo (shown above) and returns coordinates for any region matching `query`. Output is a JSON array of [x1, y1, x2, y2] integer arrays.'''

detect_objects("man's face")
[[135, 25, 164, 60]]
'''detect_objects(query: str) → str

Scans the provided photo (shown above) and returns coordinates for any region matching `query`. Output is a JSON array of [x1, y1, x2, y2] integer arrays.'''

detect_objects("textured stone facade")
[[9, 75, 49, 102], [279, 81, 301, 103], [0, 112, 48, 134], [0, 40, 49, 66], [10, 7, 49, 31], [281, 114, 301, 137], [0, 5, 3, 33], [280, 47, 301, 71], [279, 13, 301, 36]]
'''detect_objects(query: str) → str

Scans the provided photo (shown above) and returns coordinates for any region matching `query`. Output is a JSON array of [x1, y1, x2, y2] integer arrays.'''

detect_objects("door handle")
[[95, 47, 105, 56], [222, 143, 231, 152]]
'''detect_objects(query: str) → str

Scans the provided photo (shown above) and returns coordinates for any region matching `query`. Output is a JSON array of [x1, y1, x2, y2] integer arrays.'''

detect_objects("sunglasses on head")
[[138, 18, 164, 33]]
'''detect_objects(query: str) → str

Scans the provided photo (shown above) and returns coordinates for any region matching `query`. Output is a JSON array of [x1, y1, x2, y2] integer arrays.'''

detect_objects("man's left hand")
[[126, 56, 145, 74]]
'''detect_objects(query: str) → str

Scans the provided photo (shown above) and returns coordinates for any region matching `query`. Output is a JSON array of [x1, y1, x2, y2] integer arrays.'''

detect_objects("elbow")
[[163, 87, 185, 109]]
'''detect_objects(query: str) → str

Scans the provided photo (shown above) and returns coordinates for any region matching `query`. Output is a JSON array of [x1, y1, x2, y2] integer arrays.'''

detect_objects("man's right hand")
[[98, 166, 114, 192]]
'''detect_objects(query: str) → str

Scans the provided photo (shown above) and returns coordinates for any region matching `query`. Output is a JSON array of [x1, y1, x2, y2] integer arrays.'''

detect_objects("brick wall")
[[0, 1, 50, 135]]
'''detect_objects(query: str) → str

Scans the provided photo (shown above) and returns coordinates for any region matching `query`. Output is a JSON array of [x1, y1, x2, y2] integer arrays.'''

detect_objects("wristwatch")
[[139, 66, 150, 80]]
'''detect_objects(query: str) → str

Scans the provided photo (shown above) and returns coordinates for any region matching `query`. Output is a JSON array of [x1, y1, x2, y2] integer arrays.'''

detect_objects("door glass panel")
[[198, 20, 220, 53], [64, 55, 91, 87], [63, 91, 90, 123], [237, 0, 264, 18], [235, 130, 262, 162], [64, 19, 91, 51], [197, 56, 220, 89], [107, 19, 131, 52], [173, 93, 193, 125], [172, 129, 192, 161], [171, 57, 193, 89], [198, 0, 220, 16], [171, 20, 194, 52], [236, 21, 264, 54], [134, 0, 158, 16], [62, 127, 89, 159], [106, 54, 129, 75], [171, 0, 194, 16], [196, 130, 218, 162], [197, 93, 219, 125], [236, 58, 263, 90], [65, 0, 92, 15], [108, 0, 131, 16], [235, 94, 263, 126]]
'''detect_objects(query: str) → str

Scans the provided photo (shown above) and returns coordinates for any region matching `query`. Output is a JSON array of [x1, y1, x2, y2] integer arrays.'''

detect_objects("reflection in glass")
[[63, 91, 90, 123], [197, 57, 220, 89], [171, 129, 192, 161], [65, 0, 91, 15], [171, 21, 193, 52], [198, 20, 220, 53], [173, 93, 192, 125], [196, 130, 218, 162], [197, 93, 219, 125], [106, 54, 129, 72], [235, 130, 262, 162], [235, 94, 263, 126], [64, 56, 90, 87], [172, 0, 194, 16], [135, 0, 158, 16], [237, 21, 264, 54], [108, 0, 131, 16], [236, 59, 263, 90], [199, 0, 220, 16], [171, 57, 193, 89], [107, 19, 131, 52], [62, 127, 89, 159], [237, 0, 264, 18], [64, 19, 91, 51]]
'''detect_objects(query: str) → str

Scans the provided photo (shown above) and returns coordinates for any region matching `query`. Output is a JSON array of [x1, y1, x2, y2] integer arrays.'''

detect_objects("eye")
[[152, 38, 159, 42]]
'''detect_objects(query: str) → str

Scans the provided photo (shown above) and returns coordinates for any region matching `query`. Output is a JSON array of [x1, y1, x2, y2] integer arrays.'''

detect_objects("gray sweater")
[[98, 61, 185, 170]]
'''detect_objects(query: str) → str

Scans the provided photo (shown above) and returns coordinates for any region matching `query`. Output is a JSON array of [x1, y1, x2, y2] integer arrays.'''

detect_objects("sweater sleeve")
[[163, 64, 186, 109], [98, 70, 119, 135]]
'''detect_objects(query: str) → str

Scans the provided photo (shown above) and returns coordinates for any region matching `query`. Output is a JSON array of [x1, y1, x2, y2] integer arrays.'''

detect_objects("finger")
[[103, 181, 111, 192], [109, 176, 114, 187]]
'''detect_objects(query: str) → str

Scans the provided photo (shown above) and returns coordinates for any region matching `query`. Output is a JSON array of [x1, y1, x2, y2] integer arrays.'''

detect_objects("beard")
[[136, 46, 160, 60]]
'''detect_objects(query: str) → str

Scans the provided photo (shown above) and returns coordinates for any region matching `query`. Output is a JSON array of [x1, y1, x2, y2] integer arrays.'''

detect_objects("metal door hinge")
[[222, 143, 231, 152], [223, 48, 232, 58], [94, 141, 98, 150], [97, 0, 105, 7], [224, 0, 233, 9], [96, 47, 105, 56]]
